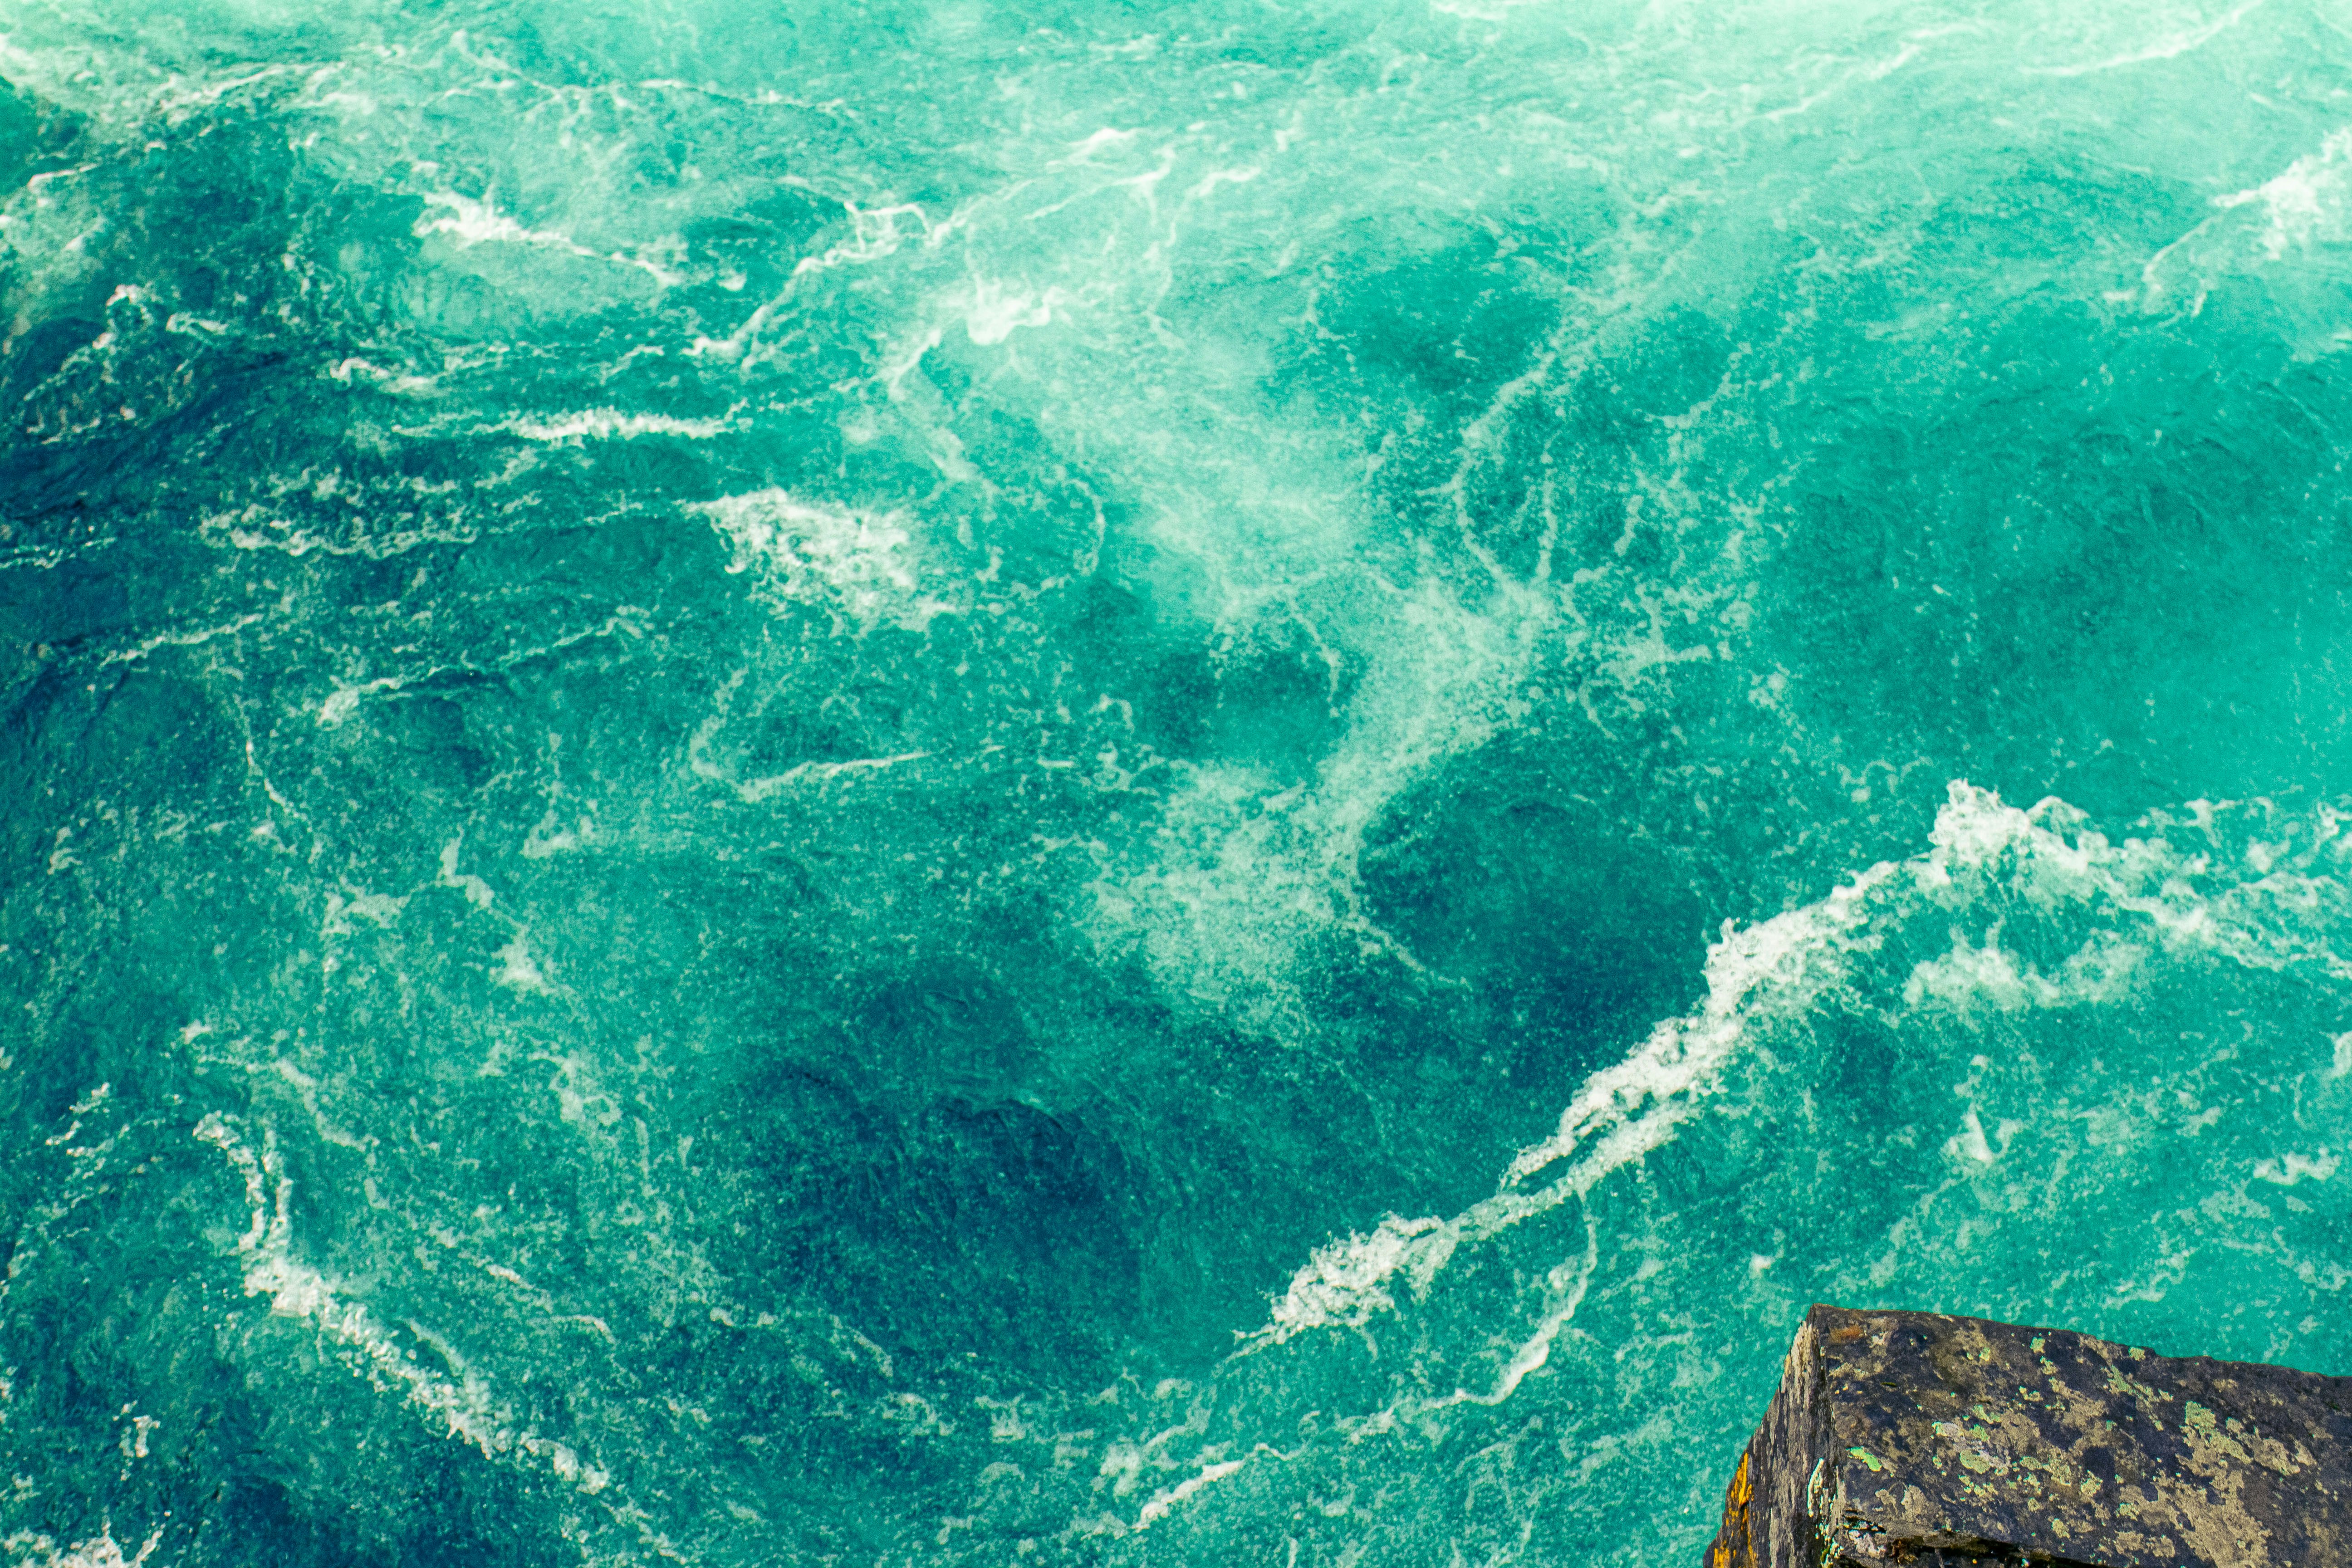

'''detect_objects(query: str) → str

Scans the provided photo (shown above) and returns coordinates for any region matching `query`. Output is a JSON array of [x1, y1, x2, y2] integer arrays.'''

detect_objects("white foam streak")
[[1242, 839, 1898, 1350], [2022, 0, 2266, 77], [2133, 123, 2352, 314], [0, 1524, 163, 1568], [1418, 1218, 1599, 1415], [500, 410, 735, 442], [693, 489, 953, 628], [1245, 778, 2343, 1352], [191, 1115, 616, 1498], [413, 191, 687, 288], [1132, 1459, 1249, 1530], [1253, 1214, 1444, 1347]]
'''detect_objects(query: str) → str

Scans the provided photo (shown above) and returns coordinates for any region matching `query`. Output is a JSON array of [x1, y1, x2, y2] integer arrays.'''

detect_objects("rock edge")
[[1705, 1304, 2352, 1567]]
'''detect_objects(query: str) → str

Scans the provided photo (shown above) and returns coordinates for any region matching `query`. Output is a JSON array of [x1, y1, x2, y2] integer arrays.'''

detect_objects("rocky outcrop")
[[1706, 1305, 2352, 1567]]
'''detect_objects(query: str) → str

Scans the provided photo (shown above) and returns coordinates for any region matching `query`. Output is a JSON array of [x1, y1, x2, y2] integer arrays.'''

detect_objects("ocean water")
[[1, 1, 2349, 1563]]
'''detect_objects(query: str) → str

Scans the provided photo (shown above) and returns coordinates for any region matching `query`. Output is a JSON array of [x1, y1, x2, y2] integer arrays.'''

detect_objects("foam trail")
[[1248, 778, 2352, 1351], [188, 1116, 697, 1565]]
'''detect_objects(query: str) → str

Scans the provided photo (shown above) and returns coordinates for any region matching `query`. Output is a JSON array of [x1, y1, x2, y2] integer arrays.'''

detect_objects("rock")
[[1705, 1304, 2352, 1567]]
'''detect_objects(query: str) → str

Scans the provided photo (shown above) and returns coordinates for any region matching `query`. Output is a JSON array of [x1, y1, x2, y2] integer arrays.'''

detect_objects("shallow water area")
[[0, 1, 2349, 1564]]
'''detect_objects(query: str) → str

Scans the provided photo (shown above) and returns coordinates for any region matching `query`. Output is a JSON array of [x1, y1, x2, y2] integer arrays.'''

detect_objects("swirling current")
[[1, 2, 2349, 1565]]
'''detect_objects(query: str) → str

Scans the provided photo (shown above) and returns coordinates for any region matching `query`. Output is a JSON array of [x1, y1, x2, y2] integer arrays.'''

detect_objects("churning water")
[[1, 2, 2348, 1563]]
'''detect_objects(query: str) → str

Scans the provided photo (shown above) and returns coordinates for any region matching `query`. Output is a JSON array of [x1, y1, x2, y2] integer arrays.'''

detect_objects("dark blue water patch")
[[1359, 744, 1712, 1036], [713, 1058, 1145, 1376], [682, 934, 1573, 1374], [1319, 240, 1562, 408], [0, 78, 77, 192]]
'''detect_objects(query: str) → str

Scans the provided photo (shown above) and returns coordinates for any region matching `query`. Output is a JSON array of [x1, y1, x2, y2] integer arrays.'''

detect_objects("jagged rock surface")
[[1708, 1305, 2352, 1568]]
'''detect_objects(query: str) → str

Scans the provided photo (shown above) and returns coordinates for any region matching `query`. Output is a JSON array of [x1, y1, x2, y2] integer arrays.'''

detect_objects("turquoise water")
[[1, 1, 2349, 1562]]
